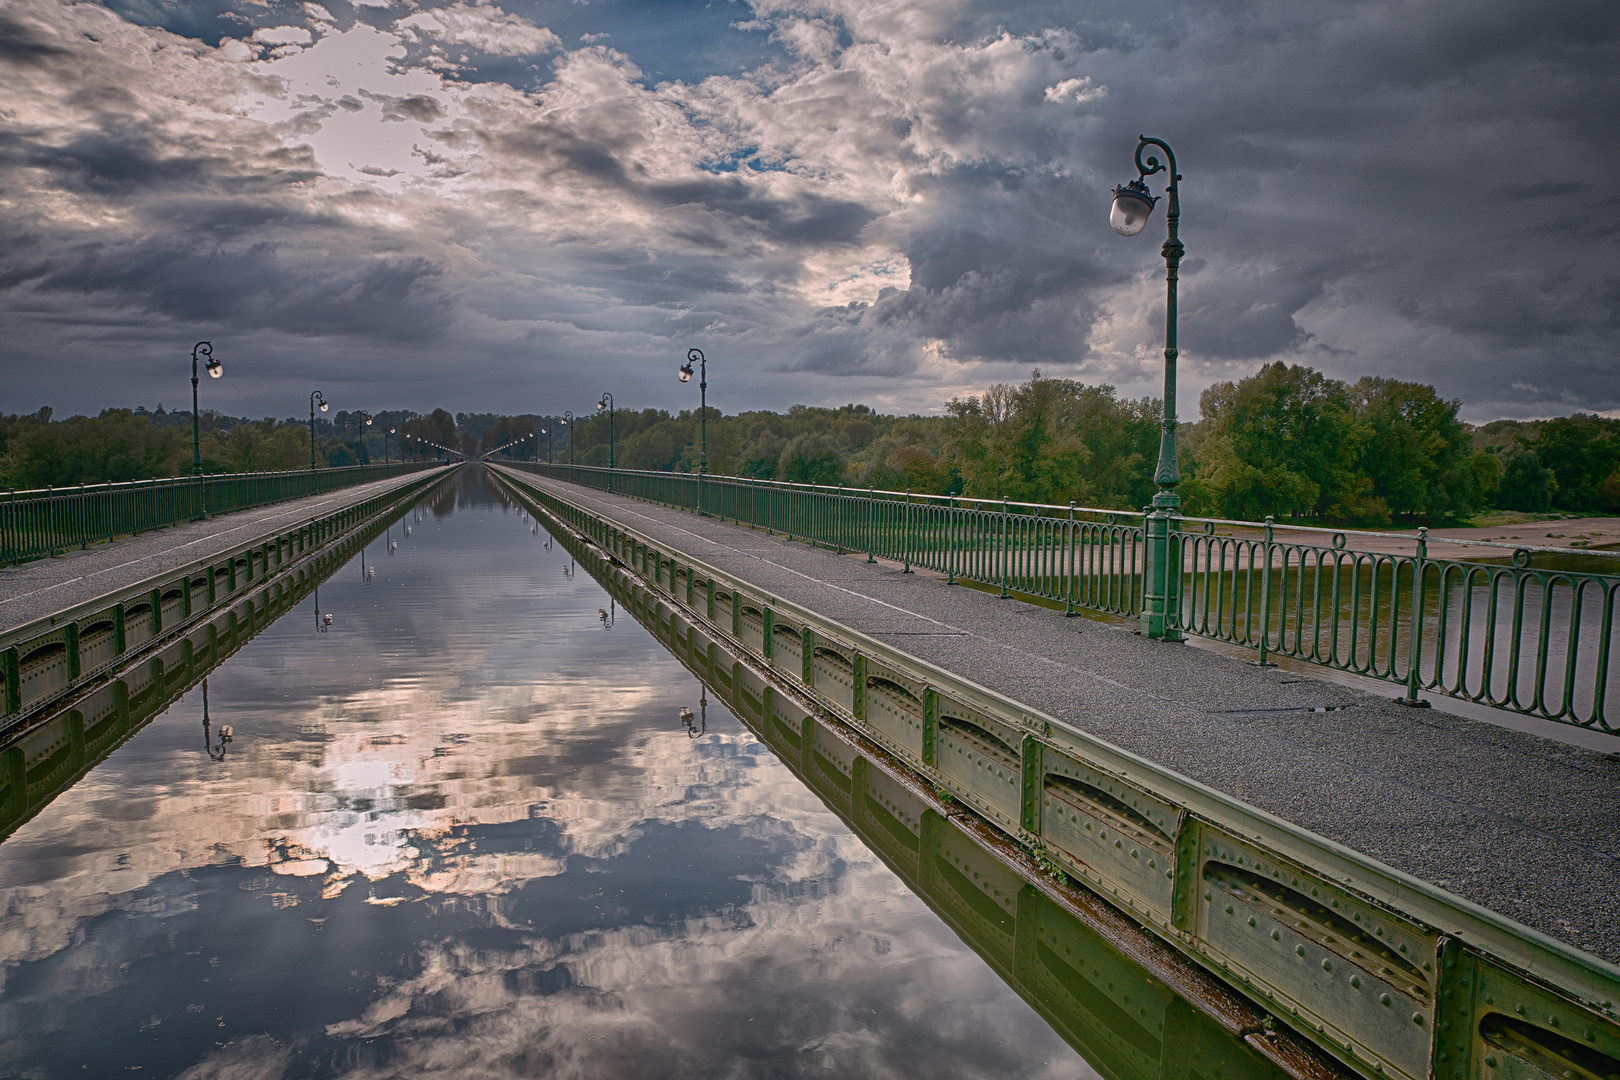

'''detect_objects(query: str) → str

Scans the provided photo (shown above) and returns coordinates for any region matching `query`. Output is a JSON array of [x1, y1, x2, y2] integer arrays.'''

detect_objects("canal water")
[[0, 468, 1090, 1078]]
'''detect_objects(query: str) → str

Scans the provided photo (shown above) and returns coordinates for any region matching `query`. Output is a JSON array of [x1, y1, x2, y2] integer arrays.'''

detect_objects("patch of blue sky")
[[97, 0, 791, 89], [697, 148, 793, 175]]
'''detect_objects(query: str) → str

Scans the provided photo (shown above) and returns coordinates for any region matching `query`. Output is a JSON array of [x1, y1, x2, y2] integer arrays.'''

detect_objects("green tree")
[[1347, 377, 1475, 520], [1532, 415, 1620, 513], [945, 371, 1156, 507], [778, 432, 845, 484], [1191, 363, 1358, 520], [1497, 447, 1555, 512]]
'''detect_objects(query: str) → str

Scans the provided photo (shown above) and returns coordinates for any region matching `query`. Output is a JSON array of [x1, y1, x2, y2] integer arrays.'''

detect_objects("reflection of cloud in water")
[[0, 480, 1085, 1077]]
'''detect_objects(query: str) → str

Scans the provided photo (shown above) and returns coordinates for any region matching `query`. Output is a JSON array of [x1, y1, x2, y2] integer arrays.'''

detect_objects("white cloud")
[[251, 24, 314, 46], [1044, 76, 1105, 104], [397, 2, 561, 57]]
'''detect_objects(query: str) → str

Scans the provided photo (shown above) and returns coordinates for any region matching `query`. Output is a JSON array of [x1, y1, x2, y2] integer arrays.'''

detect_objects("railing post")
[[1000, 496, 1010, 598], [903, 490, 912, 573], [866, 483, 875, 563], [1065, 501, 1077, 616], [1253, 516, 1276, 666], [1399, 527, 1432, 707]]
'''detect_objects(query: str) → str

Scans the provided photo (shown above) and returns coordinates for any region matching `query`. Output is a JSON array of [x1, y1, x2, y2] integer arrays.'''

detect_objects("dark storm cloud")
[[0, 0, 1616, 418], [0, 13, 69, 62]]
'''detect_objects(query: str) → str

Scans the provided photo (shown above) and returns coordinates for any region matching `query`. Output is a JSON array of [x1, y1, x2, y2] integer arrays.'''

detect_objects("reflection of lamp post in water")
[[597, 598, 615, 629], [679, 685, 708, 738], [202, 680, 233, 761], [315, 587, 332, 632]]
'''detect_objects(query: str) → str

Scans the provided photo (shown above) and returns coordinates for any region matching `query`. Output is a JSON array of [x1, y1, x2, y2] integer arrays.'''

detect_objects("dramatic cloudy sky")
[[0, 0, 1615, 421]]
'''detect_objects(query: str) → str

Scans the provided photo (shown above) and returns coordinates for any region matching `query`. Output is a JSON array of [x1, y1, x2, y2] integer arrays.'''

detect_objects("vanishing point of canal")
[[0, 468, 1089, 1078]]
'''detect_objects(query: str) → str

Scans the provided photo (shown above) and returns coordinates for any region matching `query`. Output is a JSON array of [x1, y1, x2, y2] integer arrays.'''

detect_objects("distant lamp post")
[[201, 680, 233, 761], [598, 393, 614, 491], [678, 347, 708, 513], [190, 341, 223, 476], [562, 411, 574, 465], [1111, 135, 1184, 641], [387, 426, 396, 464], [541, 426, 551, 464], [309, 391, 329, 471]]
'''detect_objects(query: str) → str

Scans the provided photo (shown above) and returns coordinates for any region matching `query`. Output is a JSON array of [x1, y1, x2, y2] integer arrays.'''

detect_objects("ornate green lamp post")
[[309, 390, 329, 471], [189, 341, 222, 476], [189, 341, 223, 518], [562, 411, 574, 465], [1111, 135, 1184, 641], [598, 393, 614, 492], [678, 347, 707, 513]]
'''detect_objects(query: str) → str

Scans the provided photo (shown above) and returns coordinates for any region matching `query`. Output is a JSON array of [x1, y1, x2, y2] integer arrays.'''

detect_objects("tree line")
[[6, 362, 1617, 523]]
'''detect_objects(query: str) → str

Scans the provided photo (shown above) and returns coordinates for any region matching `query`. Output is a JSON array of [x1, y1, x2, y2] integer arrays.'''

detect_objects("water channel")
[[0, 468, 1114, 1078]]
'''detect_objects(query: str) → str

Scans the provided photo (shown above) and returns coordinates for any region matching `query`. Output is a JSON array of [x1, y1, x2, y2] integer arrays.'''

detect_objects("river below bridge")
[[0, 467, 1092, 1079]]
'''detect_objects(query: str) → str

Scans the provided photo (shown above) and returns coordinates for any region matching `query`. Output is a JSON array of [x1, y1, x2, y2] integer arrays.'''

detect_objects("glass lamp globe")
[[678, 364, 693, 383], [319, 401, 329, 412], [597, 401, 606, 412], [365, 417, 372, 426], [206, 360, 223, 378], [1110, 180, 1159, 237]]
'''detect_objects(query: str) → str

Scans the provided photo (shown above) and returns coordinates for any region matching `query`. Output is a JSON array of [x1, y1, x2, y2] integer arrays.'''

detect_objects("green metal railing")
[[495, 460, 1620, 732], [1, 461, 439, 565]]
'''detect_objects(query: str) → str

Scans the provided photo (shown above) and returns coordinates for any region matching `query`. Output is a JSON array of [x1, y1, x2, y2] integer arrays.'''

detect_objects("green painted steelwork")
[[0, 497, 409, 842], [493, 459, 1620, 734], [1, 461, 440, 566], [616, 547, 1345, 1080], [0, 466, 455, 730], [490, 463, 1620, 1080]]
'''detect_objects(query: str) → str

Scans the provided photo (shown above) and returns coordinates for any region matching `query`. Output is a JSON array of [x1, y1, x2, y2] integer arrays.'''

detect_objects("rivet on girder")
[[1296, 946, 1306, 957]]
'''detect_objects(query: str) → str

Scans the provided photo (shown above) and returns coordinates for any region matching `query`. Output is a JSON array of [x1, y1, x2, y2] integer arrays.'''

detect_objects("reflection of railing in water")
[[492, 464, 1620, 1080], [0, 504, 406, 841], [496, 461, 1620, 733]]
